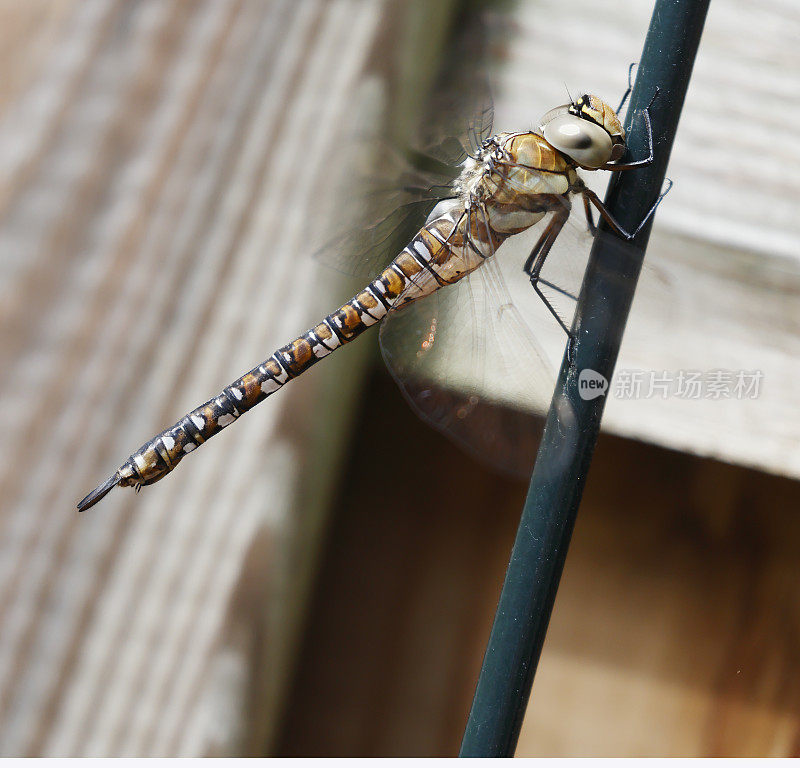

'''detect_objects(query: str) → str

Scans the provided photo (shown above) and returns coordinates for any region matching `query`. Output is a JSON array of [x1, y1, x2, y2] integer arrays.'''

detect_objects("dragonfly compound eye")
[[542, 112, 613, 169]]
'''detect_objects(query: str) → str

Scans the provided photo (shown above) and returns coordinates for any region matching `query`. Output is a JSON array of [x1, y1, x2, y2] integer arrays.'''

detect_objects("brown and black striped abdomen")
[[77, 250, 422, 510]]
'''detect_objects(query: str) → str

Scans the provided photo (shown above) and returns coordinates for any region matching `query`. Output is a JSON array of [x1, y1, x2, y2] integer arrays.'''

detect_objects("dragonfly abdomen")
[[78, 213, 481, 510], [77, 256, 417, 511]]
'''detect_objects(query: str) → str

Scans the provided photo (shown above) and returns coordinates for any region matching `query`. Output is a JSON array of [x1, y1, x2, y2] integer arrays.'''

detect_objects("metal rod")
[[459, 0, 710, 756]]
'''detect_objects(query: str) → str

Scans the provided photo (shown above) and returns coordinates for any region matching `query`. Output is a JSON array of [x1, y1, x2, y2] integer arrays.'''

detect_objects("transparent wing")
[[313, 19, 496, 280], [378, 238, 561, 478], [377, 202, 673, 476], [416, 5, 498, 165], [379, 260, 555, 477], [417, 80, 494, 167], [313, 151, 457, 279], [314, 87, 494, 280]]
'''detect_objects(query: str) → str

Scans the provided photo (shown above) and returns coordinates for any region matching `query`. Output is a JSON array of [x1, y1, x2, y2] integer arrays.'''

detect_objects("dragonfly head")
[[539, 94, 626, 169]]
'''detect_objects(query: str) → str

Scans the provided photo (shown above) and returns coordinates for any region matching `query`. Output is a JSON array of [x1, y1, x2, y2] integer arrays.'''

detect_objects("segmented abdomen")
[[77, 208, 488, 510], [119, 227, 460, 484], [115, 274, 400, 490]]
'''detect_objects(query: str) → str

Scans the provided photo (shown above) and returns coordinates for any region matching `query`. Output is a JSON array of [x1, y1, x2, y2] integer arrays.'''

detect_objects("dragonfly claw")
[[566, 335, 577, 366]]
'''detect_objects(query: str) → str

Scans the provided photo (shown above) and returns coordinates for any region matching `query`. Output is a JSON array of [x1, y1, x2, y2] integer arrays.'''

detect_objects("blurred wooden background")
[[277, 369, 800, 757], [0, 0, 387, 755], [0, 0, 799, 757]]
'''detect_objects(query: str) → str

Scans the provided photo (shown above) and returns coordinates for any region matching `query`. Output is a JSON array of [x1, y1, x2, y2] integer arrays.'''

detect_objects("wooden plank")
[[0, 0, 386, 756], [517, 438, 800, 756]]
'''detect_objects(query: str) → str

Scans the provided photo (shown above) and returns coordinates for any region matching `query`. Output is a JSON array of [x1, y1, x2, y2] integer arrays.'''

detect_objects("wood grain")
[[0, 0, 387, 756], [277, 369, 800, 757]]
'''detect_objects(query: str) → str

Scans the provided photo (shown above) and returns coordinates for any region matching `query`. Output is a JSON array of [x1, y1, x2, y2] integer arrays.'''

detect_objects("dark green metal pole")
[[460, 0, 709, 756]]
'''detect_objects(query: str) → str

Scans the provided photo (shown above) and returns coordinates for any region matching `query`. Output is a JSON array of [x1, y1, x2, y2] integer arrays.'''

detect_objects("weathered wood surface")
[[277, 370, 800, 757], [518, 445, 800, 757], [0, 0, 387, 756]]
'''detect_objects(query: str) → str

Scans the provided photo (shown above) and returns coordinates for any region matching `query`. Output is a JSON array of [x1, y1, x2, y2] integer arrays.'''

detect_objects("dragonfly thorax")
[[453, 134, 507, 206], [452, 130, 579, 218]]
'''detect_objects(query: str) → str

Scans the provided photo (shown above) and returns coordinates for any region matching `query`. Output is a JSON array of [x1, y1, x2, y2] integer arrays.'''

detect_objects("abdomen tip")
[[77, 473, 121, 512]]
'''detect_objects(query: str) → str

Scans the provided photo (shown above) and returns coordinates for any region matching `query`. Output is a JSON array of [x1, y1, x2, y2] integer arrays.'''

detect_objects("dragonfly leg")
[[599, 87, 660, 171], [583, 193, 598, 236], [615, 62, 637, 115], [582, 178, 672, 241], [522, 205, 578, 361]]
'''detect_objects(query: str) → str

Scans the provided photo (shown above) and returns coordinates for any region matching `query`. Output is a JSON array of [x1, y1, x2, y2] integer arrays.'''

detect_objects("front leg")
[[615, 62, 637, 116], [598, 87, 660, 172]]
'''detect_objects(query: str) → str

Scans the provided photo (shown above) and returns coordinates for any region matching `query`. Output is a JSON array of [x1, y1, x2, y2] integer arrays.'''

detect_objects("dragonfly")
[[77, 76, 669, 512]]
